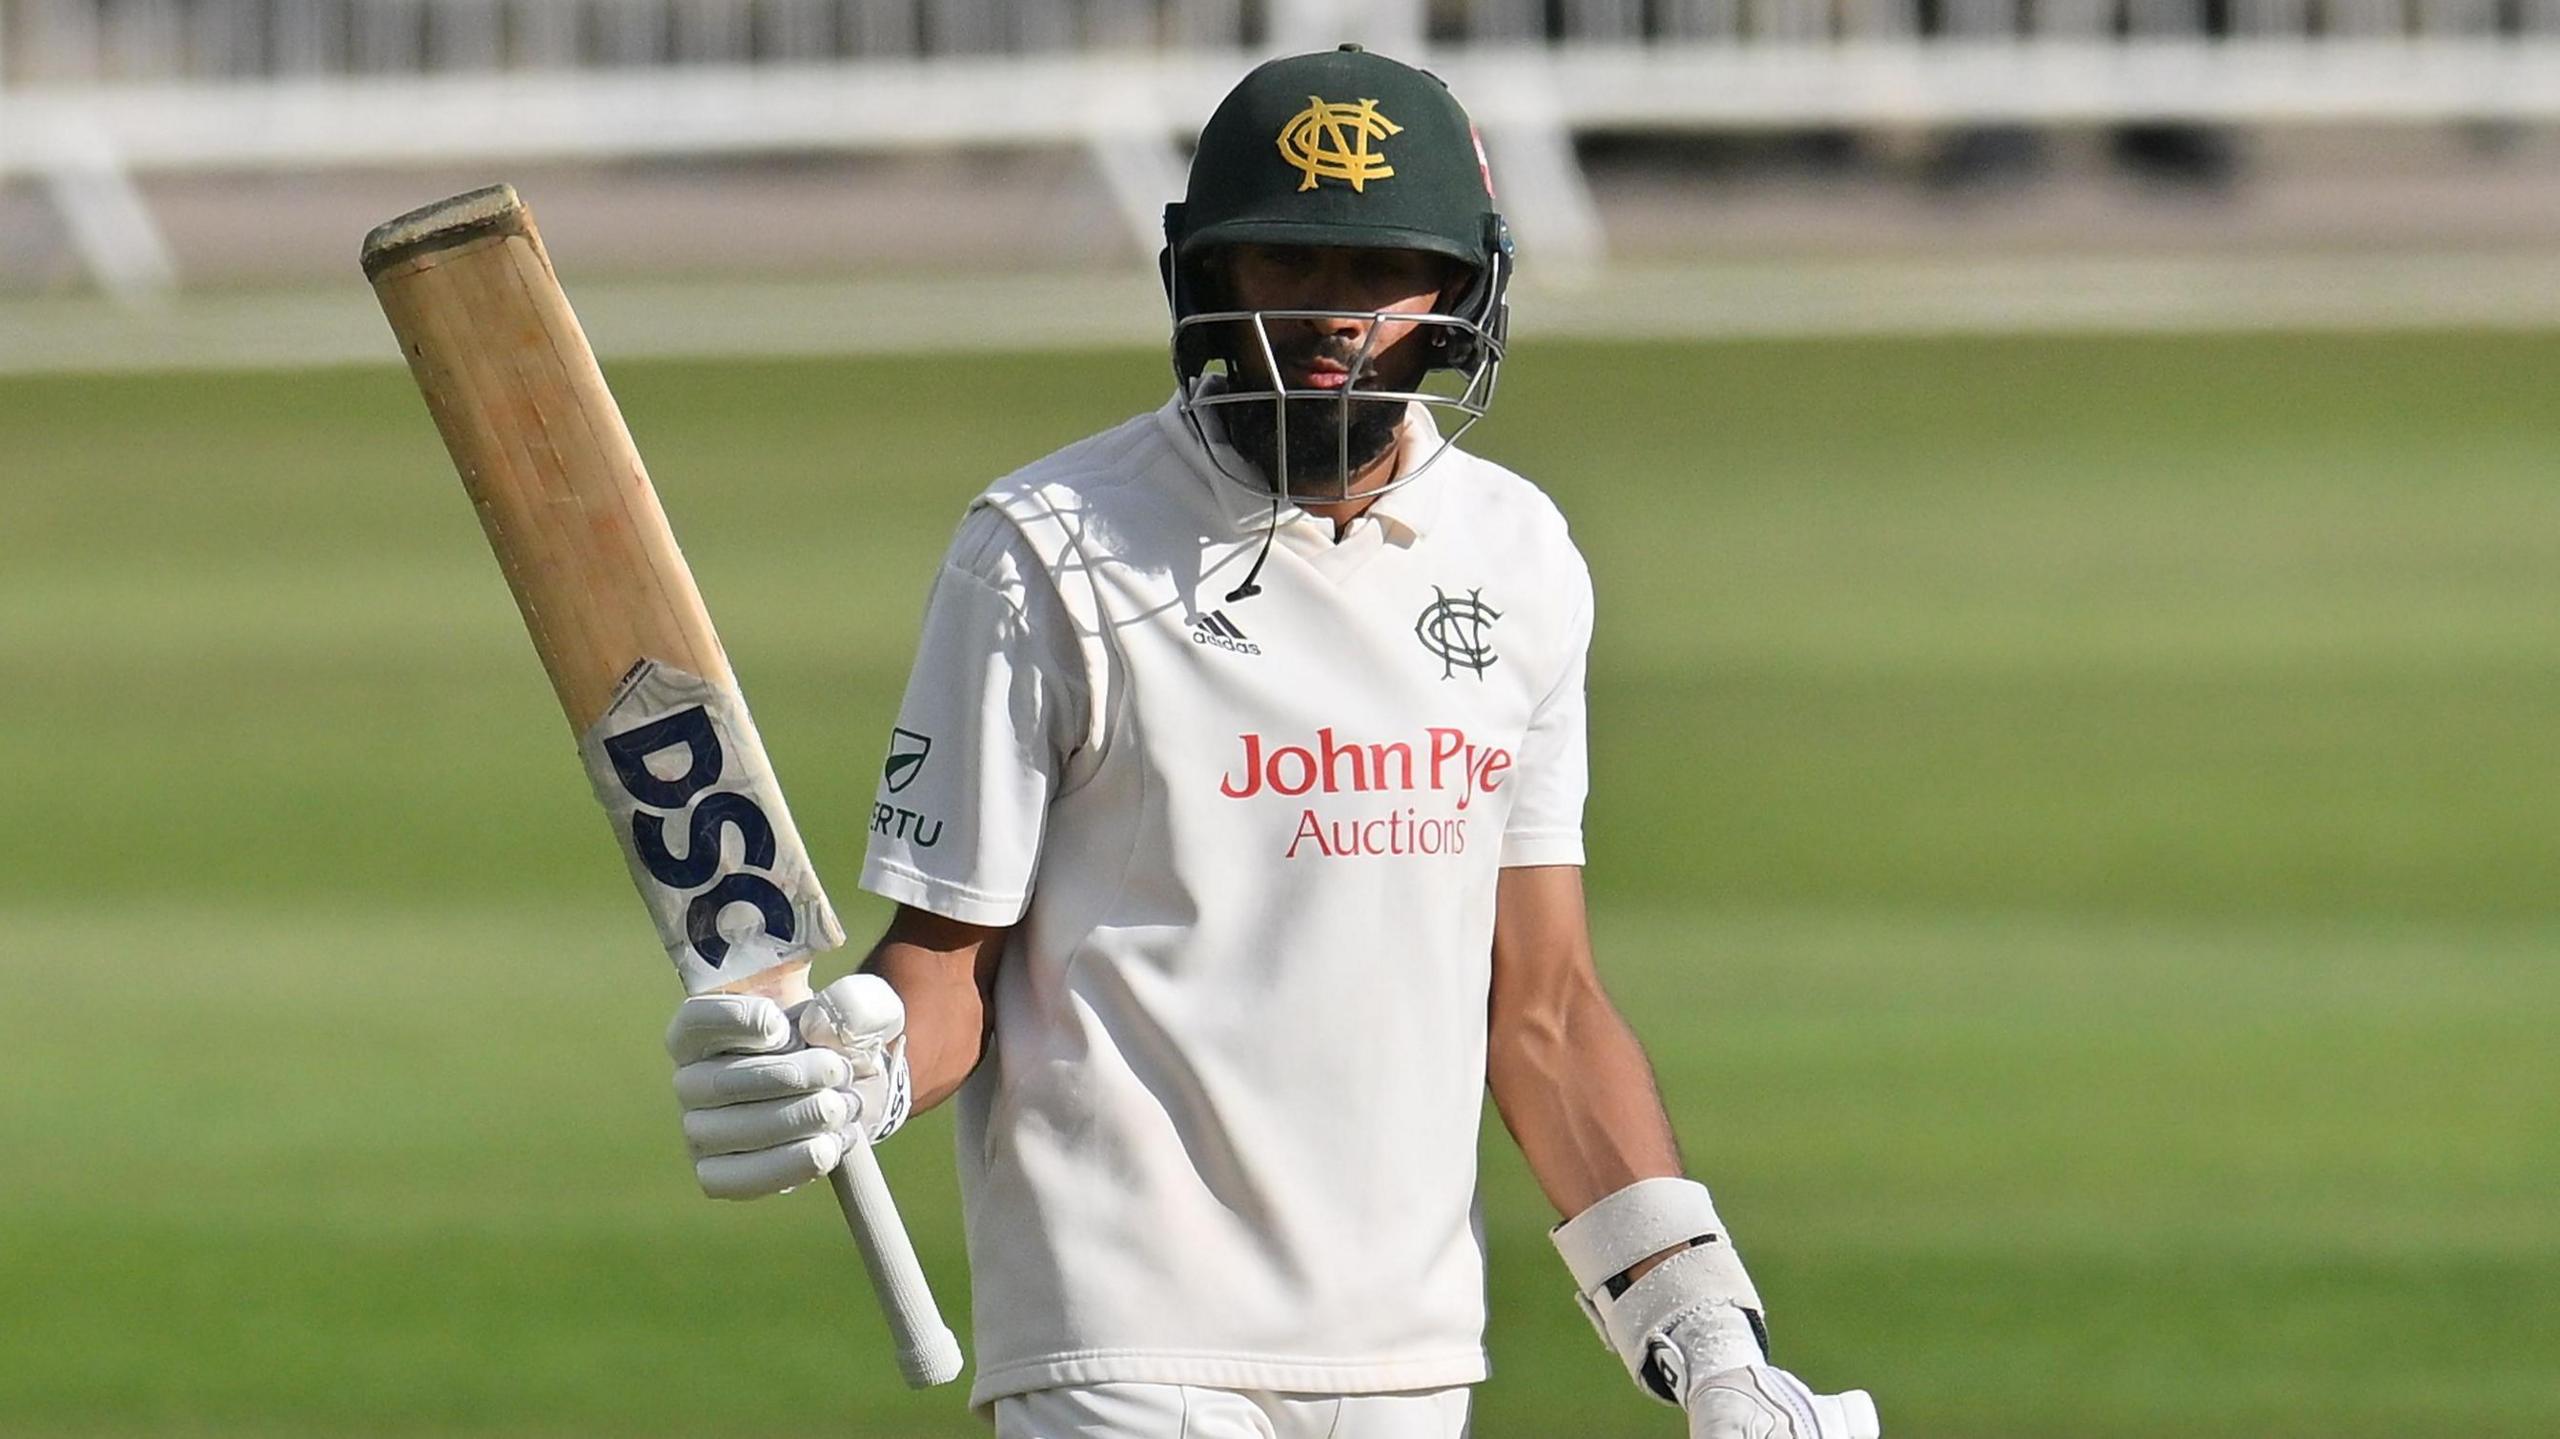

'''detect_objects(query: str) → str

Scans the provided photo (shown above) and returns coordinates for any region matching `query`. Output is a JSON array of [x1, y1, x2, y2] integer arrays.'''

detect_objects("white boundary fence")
[[5, 0, 2560, 298]]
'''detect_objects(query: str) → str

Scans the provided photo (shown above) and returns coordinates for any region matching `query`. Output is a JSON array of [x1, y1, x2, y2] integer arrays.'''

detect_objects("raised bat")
[[361, 184, 963, 1389]]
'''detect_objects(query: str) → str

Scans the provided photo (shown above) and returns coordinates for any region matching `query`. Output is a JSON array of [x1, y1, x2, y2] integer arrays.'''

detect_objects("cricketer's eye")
[[1381, 253, 1448, 294]]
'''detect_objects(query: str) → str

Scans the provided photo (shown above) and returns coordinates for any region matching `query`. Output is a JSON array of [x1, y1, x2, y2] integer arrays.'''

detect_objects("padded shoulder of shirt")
[[979, 409, 1171, 519], [937, 504, 1092, 729], [939, 503, 1049, 611]]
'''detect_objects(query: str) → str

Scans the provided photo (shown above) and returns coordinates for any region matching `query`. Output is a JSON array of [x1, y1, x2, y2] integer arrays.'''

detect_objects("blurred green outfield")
[[2, 332, 2554, 1437]]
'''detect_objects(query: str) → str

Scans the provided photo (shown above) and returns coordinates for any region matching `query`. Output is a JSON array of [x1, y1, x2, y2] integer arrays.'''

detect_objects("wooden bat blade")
[[364, 183, 729, 731], [364, 185, 962, 1390], [366, 185, 841, 991]]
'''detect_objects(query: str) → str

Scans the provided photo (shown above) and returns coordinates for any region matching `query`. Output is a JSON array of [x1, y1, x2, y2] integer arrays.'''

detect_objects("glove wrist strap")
[[1549, 1177, 1766, 1405]]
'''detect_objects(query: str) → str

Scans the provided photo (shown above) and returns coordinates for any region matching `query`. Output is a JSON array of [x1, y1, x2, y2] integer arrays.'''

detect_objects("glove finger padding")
[[795, 973, 913, 1143], [694, 1132, 849, 1200], [799, 974, 904, 1058], [1688, 1366, 1879, 1439], [665, 993, 794, 1063], [672, 1047, 854, 1109], [681, 1088, 856, 1158]]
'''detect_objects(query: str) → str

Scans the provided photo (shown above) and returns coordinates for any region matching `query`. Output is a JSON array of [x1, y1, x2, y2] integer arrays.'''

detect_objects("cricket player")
[[665, 46, 1880, 1439]]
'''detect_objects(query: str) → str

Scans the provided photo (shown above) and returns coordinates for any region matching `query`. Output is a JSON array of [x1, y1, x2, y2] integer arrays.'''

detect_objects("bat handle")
[[828, 1132, 966, 1387]]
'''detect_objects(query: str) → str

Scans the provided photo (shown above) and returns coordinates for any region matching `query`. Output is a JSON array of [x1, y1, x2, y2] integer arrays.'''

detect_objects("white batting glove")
[[1686, 1363, 1879, 1439], [664, 973, 912, 1200], [1552, 1179, 1879, 1439], [1660, 1306, 1878, 1439]]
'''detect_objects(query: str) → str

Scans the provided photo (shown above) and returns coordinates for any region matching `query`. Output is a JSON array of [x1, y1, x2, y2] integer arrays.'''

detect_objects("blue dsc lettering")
[[602, 704, 796, 967]]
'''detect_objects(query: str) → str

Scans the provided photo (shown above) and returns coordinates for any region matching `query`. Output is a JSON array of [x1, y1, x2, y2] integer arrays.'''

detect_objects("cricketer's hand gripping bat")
[[362, 184, 964, 1389]]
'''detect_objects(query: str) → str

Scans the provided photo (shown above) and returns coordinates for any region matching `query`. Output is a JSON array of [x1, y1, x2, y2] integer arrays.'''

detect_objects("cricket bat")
[[361, 184, 963, 1389]]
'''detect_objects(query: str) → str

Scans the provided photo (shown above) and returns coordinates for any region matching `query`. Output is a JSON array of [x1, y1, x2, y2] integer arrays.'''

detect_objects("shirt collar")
[[1362, 405, 1450, 544], [1154, 388, 1452, 546]]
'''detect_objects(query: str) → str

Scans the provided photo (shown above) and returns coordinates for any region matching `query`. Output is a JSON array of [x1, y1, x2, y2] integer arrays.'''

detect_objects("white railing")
[[10, 0, 2560, 79], [6, 0, 2559, 296]]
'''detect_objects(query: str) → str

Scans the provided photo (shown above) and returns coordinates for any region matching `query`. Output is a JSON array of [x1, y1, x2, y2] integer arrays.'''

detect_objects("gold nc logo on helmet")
[[1276, 96, 1402, 193]]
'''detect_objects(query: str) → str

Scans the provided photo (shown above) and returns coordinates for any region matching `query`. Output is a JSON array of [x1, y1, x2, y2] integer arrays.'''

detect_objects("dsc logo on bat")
[[600, 704, 796, 969]]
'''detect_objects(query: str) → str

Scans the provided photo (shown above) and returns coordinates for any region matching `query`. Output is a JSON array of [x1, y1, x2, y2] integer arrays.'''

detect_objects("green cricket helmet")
[[1162, 44, 1512, 513]]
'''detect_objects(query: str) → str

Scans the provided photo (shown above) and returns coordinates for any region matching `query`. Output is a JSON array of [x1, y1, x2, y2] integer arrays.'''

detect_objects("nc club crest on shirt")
[[1415, 586, 1499, 680]]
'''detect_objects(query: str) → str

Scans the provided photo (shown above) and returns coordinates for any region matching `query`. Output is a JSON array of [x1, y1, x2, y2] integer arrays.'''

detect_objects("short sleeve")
[[1499, 559, 1591, 868], [859, 505, 1085, 926]]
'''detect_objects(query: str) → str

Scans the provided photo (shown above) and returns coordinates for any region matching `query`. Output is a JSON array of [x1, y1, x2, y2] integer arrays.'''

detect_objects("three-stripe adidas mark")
[[1191, 609, 1261, 656]]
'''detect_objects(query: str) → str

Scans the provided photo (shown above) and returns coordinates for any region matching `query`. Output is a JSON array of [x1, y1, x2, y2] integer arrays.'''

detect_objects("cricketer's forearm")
[[1487, 865, 1688, 1222], [859, 904, 1010, 1112]]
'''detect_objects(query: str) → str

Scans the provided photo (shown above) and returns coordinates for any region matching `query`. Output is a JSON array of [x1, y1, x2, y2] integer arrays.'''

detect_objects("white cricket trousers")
[[993, 1383, 1472, 1438]]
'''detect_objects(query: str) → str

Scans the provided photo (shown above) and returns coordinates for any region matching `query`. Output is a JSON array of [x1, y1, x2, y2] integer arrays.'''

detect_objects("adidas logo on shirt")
[[1190, 610, 1261, 656]]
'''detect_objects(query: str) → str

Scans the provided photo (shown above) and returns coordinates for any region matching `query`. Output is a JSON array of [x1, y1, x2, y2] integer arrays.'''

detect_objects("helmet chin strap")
[[1226, 328, 1310, 605], [1225, 337, 1289, 603], [1225, 492, 1282, 603]]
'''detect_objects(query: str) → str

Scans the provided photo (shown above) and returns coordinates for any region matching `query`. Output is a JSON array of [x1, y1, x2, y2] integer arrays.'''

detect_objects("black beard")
[[1220, 391, 1404, 498]]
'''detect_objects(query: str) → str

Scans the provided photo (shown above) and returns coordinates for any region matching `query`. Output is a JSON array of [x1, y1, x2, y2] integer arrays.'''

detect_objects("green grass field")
[[3, 332, 2554, 1437]]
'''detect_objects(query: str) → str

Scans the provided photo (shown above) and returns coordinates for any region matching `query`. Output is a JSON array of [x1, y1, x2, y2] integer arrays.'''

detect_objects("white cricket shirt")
[[861, 394, 1593, 1408]]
